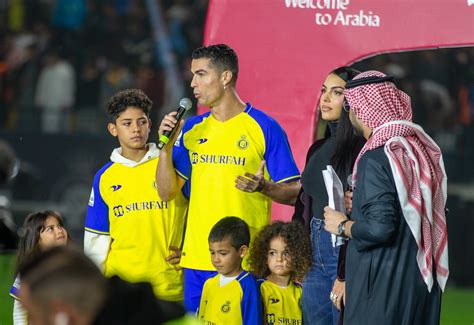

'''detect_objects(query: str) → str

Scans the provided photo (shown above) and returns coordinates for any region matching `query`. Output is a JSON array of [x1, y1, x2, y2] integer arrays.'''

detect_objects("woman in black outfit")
[[293, 67, 364, 325]]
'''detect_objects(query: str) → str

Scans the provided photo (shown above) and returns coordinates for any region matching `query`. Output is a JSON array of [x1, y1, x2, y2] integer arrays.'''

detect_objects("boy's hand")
[[158, 112, 184, 152], [235, 160, 266, 192], [166, 246, 182, 270]]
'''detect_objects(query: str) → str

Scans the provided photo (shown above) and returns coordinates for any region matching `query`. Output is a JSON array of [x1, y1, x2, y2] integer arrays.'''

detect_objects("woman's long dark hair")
[[328, 66, 364, 182]]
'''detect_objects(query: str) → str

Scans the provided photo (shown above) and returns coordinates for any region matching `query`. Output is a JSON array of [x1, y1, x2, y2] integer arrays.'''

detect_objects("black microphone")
[[157, 98, 192, 150], [347, 174, 353, 192]]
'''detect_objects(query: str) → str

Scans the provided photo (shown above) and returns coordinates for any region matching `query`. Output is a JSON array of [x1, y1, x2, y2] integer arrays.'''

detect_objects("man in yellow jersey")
[[84, 89, 188, 302], [156, 44, 301, 312]]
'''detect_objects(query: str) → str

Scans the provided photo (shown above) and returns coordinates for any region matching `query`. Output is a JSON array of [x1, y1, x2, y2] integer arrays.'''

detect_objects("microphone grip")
[[157, 107, 187, 150]]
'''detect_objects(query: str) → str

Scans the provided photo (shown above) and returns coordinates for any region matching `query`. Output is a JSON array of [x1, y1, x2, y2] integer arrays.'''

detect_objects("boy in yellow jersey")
[[198, 217, 261, 324], [84, 89, 188, 302], [157, 44, 301, 313]]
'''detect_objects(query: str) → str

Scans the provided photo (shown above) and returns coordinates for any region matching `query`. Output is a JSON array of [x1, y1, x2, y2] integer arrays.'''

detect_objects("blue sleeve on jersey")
[[239, 272, 263, 325], [9, 277, 20, 300], [85, 162, 112, 234], [181, 179, 191, 199], [172, 113, 211, 180], [172, 130, 191, 180], [9, 286, 19, 300], [247, 107, 300, 183]]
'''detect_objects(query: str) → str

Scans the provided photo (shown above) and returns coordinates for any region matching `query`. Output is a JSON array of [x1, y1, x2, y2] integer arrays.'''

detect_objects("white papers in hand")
[[322, 165, 346, 247]]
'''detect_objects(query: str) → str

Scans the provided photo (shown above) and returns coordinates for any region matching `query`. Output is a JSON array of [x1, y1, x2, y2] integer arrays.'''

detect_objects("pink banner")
[[202, 0, 474, 220]]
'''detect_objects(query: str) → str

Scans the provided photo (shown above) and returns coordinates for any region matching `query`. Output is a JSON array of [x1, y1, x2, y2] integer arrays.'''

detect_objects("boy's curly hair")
[[106, 89, 152, 122], [248, 221, 312, 282]]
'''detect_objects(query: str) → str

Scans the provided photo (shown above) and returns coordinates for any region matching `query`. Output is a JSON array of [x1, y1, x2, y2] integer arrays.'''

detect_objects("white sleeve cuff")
[[84, 231, 111, 273]]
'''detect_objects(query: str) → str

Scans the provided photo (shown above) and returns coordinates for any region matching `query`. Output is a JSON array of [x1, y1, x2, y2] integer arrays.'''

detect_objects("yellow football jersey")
[[85, 154, 188, 301], [259, 279, 303, 325], [173, 104, 300, 270], [198, 272, 262, 324]]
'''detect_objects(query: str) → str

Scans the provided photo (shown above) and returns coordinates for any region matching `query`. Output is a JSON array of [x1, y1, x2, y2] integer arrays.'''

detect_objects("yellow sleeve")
[[198, 281, 209, 319], [169, 195, 188, 249]]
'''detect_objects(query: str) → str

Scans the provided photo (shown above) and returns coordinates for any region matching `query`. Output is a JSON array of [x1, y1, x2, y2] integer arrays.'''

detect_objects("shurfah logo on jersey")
[[266, 313, 276, 325], [113, 205, 125, 217], [192, 152, 199, 164], [237, 135, 249, 149], [112, 201, 169, 217], [190, 151, 246, 166]]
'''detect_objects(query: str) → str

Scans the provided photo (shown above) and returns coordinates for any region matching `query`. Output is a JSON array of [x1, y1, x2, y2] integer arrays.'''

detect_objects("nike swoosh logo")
[[269, 298, 280, 304], [198, 138, 208, 144], [111, 185, 122, 192]]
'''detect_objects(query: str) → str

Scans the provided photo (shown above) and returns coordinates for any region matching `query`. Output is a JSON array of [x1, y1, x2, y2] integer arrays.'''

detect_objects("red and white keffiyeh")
[[345, 71, 449, 292]]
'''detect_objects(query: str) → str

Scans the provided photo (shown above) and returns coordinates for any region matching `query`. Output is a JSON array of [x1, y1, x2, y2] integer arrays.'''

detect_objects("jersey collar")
[[110, 143, 159, 167]]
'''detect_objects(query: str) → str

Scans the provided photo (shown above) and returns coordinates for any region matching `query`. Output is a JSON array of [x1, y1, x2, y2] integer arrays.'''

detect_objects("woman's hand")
[[331, 279, 345, 310]]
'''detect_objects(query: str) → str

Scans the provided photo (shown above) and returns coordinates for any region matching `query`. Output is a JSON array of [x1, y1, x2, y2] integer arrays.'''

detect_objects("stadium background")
[[1, 0, 473, 323]]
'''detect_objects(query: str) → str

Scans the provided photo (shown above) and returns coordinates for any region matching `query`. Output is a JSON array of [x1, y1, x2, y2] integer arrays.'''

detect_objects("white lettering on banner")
[[334, 10, 380, 27], [285, 0, 349, 10], [315, 13, 332, 25], [284, 0, 381, 28]]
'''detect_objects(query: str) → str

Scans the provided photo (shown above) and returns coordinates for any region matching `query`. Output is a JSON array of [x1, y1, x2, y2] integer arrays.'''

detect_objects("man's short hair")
[[192, 44, 239, 84], [106, 89, 152, 122], [208, 216, 250, 249], [20, 246, 106, 321]]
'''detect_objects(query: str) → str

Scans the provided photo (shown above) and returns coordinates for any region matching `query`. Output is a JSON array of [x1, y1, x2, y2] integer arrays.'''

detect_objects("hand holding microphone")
[[158, 98, 192, 150]]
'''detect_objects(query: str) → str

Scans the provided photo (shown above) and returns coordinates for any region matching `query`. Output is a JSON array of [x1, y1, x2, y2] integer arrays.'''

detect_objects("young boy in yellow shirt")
[[84, 89, 188, 301], [198, 217, 262, 324]]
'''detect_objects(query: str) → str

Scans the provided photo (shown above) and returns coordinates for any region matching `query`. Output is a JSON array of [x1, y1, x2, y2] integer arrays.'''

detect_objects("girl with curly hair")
[[248, 221, 312, 324]]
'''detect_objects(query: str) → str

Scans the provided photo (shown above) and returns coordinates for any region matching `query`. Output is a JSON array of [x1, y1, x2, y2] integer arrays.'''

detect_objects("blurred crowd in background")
[[0, 0, 207, 135], [1, 1, 474, 154], [355, 50, 474, 157], [1, 1, 474, 144], [353, 49, 474, 184]]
